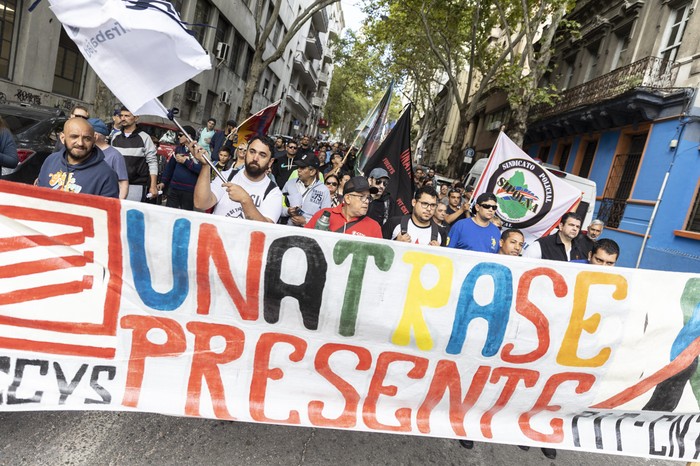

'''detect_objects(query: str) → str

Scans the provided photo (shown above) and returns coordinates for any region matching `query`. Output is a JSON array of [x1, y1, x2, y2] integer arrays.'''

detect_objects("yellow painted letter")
[[392, 252, 453, 350], [557, 271, 627, 367]]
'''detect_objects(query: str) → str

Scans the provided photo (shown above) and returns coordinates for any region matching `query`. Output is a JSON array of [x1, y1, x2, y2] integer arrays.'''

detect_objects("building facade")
[[525, 0, 700, 272], [0, 0, 342, 135]]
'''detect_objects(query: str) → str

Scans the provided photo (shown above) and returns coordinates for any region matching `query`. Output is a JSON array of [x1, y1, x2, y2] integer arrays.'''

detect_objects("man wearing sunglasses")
[[272, 140, 301, 188], [367, 167, 394, 226], [447, 192, 501, 253]]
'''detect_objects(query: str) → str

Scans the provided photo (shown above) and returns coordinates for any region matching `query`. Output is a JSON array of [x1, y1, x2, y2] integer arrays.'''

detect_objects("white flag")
[[48, 0, 212, 117], [471, 131, 583, 246]]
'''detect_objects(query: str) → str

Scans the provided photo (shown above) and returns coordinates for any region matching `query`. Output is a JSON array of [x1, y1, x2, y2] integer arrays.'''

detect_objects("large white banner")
[[48, 0, 211, 116], [472, 132, 583, 245], [0, 181, 699, 461]]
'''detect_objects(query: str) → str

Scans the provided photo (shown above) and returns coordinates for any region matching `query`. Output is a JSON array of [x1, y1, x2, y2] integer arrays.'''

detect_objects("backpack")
[[400, 215, 439, 242]]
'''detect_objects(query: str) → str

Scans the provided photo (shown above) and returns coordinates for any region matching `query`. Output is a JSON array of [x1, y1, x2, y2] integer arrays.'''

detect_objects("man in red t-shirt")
[[305, 176, 382, 238]]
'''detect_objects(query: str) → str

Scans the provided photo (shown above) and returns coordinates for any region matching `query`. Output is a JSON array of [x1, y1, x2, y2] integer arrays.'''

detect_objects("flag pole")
[[155, 100, 227, 184]]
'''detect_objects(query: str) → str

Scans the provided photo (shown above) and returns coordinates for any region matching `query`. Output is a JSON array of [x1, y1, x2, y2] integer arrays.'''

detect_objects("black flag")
[[362, 106, 414, 216]]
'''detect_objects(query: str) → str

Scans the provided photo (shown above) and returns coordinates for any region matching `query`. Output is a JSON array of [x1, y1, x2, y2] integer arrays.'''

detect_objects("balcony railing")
[[531, 56, 678, 121]]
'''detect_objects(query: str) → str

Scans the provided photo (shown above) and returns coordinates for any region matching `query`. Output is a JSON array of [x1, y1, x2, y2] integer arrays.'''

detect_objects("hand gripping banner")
[[0, 181, 699, 461]]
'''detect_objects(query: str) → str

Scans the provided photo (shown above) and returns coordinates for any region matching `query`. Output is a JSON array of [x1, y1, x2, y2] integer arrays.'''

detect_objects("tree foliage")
[[324, 31, 400, 142], [362, 0, 576, 175]]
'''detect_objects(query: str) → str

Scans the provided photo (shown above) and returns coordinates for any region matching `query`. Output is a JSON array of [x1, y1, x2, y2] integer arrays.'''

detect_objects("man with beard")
[[272, 140, 301, 188], [298, 135, 313, 156], [384, 186, 442, 246], [37, 117, 119, 198], [193, 135, 282, 223], [367, 167, 394, 226]]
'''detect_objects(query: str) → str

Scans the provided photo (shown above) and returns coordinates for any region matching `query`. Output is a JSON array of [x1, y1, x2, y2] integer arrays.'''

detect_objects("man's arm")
[[445, 203, 469, 225], [192, 147, 218, 211], [141, 133, 159, 197], [223, 184, 277, 223], [118, 180, 129, 199]]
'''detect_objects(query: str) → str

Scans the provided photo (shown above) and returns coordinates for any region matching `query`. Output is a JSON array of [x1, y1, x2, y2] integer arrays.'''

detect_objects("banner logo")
[[486, 158, 554, 228]]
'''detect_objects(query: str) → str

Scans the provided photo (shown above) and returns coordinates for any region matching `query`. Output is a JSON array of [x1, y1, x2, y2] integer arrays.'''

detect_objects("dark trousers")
[[166, 188, 194, 211]]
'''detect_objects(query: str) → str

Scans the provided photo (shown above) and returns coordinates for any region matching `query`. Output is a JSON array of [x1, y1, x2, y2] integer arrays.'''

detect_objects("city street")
[[0, 411, 679, 465]]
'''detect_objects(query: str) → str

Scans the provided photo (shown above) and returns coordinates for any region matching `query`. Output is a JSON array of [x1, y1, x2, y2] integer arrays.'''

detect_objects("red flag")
[[236, 100, 281, 143]]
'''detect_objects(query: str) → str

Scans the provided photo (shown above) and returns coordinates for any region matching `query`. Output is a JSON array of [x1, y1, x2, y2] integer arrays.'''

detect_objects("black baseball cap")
[[344, 176, 378, 195], [296, 152, 320, 169]]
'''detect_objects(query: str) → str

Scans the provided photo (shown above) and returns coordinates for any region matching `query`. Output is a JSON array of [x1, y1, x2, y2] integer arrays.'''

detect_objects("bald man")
[[37, 117, 119, 198]]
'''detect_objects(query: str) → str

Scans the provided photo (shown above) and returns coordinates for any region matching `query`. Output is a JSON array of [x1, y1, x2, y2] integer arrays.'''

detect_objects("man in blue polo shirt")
[[447, 192, 501, 253]]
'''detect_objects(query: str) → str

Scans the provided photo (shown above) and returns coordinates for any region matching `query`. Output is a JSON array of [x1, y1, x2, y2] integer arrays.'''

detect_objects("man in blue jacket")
[[158, 125, 201, 210], [37, 117, 119, 198]]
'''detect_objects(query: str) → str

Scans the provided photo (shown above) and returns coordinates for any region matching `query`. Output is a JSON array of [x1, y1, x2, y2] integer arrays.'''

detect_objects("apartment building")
[[0, 0, 342, 134]]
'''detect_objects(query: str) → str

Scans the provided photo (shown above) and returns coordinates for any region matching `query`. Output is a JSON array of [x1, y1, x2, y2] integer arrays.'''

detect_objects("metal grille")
[[600, 152, 643, 228]]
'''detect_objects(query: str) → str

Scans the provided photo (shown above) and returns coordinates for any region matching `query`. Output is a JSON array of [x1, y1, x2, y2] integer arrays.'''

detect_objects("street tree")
[[239, 0, 340, 120], [364, 0, 575, 176]]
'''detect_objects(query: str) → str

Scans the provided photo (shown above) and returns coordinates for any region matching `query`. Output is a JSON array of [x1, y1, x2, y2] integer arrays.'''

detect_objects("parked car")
[[0, 103, 67, 185]]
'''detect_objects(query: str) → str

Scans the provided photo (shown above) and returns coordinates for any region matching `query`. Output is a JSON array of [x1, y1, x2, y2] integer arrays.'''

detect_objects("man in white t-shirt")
[[193, 135, 282, 223], [383, 186, 443, 246]]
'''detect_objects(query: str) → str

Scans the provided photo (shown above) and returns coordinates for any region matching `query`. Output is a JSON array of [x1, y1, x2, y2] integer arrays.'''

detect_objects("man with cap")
[[210, 119, 237, 160], [447, 192, 501, 253], [89, 118, 129, 199], [158, 125, 201, 211], [305, 176, 382, 238], [281, 152, 331, 226], [367, 167, 394, 226]]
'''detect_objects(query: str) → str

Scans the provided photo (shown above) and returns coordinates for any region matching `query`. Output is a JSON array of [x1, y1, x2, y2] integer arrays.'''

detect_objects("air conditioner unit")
[[220, 91, 231, 104], [215, 42, 230, 61], [186, 90, 202, 103], [487, 120, 502, 131]]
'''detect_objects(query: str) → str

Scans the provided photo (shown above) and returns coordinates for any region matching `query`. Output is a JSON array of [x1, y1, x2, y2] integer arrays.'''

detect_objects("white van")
[[464, 157, 597, 228]]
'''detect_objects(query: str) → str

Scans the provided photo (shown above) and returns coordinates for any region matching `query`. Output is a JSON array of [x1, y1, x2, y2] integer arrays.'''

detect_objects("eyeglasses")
[[418, 201, 437, 210], [479, 203, 498, 210], [326, 181, 338, 186], [72, 114, 88, 119], [374, 179, 388, 186], [347, 193, 372, 203], [288, 146, 298, 150]]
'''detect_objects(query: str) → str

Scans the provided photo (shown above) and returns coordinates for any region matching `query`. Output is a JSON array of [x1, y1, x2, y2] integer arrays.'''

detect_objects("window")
[[0, 0, 18, 79], [599, 133, 647, 228], [193, 0, 211, 46], [611, 30, 631, 70], [53, 28, 86, 98], [687, 185, 700, 233], [230, 31, 246, 75], [261, 78, 270, 97], [537, 145, 551, 163], [562, 57, 575, 89], [577, 139, 598, 178], [661, 3, 690, 63], [214, 15, 231, 49], [584, 41, 601, 82], [167, 0, 183, 14], [554, 143, 572, 171], [241, 46, 254, 81]]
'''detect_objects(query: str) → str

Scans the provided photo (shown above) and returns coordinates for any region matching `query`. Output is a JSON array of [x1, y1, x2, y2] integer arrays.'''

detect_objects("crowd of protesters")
[[34, 109, 618, 276], [31, 109, 621, 460]]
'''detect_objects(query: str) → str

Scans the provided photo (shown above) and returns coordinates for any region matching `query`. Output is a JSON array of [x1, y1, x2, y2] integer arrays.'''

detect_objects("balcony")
[[312, 8, 329, 33], [306, 33, 323, 60], [312, 96, 324, 107], [286, 87, 311, 117], [293, 54, 318, 90], [531, 57, 679, 121], [318, 70, 329, 86]]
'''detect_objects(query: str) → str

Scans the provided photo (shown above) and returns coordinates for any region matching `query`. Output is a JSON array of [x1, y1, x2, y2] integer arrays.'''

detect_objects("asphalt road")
[[0, 411, 681, 465]]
